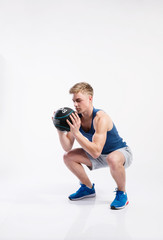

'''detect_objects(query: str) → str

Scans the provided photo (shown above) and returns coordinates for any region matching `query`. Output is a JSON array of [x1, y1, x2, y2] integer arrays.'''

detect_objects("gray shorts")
[[84, 146, 133, 170]]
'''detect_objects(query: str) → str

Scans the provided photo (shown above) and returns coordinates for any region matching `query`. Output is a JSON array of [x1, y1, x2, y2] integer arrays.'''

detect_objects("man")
[[54, 82, 133, 210]]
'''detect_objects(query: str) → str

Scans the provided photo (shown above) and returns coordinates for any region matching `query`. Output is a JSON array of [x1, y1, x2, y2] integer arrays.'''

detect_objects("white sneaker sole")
[[69, 193, 96, 201], [111, 200, 129, 210]]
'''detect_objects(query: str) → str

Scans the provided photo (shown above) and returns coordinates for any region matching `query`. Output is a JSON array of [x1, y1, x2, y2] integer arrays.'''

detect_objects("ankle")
[[117, 188, 126, 192], [80, 181, 92, 189]]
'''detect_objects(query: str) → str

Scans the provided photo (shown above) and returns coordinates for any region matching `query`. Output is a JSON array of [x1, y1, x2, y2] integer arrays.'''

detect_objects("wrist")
[[73, 130, 81, 139]]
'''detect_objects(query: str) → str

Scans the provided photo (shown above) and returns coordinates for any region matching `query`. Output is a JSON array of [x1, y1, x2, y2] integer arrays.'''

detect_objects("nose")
[[74, 101, 78, 107]]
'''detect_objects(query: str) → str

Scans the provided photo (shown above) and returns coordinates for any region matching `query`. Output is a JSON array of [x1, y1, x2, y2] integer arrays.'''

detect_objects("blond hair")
[[69, 82, 94, 96]]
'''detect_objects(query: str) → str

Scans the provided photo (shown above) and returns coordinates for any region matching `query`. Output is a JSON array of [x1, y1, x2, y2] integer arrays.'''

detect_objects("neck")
[[81, 106, 93, 120]]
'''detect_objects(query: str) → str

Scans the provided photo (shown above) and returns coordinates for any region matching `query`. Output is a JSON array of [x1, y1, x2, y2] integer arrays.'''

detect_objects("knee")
[[107, 153, 122, 170], [63, 151, 74, 165]]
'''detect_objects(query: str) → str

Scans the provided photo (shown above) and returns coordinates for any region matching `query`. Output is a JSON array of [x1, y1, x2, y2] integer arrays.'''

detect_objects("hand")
[[52, 111, 56, 121], [66, 112, 81, 136], [52, 111, 65, 134]]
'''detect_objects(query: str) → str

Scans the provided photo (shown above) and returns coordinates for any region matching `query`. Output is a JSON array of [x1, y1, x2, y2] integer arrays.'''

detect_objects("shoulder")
[[95, 110, 110, 121], [94, 110, 113, 131]]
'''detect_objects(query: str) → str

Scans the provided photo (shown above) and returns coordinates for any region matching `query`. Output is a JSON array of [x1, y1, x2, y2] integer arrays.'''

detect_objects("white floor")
[[0, 164, 162, 240]]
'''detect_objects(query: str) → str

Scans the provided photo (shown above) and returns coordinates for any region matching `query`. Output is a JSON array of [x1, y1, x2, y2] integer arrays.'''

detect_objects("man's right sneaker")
[[68, 183, 96, 201]]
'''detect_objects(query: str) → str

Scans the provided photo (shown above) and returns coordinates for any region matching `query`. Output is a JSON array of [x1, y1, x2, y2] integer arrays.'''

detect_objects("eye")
[[73, 98, 82, 103]]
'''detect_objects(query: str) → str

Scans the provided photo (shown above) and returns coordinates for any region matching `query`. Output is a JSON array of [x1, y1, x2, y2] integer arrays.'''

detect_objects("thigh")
[[66, 148, 92, 168]]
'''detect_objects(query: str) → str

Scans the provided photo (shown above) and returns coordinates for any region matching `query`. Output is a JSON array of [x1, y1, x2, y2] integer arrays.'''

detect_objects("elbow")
[[63, 146, 72, 152], [62, 144, 72, 152], [91, 151, 101, 159], [89, 146, 103, 159]]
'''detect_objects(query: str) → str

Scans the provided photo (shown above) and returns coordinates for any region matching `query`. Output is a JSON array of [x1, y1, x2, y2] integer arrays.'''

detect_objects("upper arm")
[[92, 112, 111, 155]]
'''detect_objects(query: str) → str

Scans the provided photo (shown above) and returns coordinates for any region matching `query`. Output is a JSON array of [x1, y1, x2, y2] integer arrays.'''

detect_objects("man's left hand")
[[66, 112, 81, 137]]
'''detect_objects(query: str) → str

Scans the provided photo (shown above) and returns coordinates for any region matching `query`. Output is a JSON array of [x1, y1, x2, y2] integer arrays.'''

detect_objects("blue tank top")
[[79, 107, 127, 154]]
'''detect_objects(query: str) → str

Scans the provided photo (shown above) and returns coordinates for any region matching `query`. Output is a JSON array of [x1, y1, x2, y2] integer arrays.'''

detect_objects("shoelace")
[[76, 184, 86, 193], [113, 188, 124, 201]]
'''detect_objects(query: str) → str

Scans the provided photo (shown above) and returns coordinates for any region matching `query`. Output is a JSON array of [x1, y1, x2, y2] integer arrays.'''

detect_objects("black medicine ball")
[[53, 107, 75, 131]]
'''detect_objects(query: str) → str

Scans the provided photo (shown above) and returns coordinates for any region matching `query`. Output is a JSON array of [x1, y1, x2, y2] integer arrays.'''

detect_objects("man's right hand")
[[52, 111, 55, 121]]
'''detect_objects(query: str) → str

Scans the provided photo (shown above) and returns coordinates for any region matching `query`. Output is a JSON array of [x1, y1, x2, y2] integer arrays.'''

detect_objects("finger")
[[66, 119, 73, 127], [71, 112, 77, 120], [69, 114, 76, 123], [72, 113, 79, 123], [75, 112, 80, 119]]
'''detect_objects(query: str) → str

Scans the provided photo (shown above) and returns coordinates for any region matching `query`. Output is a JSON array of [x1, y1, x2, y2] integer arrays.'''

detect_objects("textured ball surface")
[[53, 107, 75, 131]]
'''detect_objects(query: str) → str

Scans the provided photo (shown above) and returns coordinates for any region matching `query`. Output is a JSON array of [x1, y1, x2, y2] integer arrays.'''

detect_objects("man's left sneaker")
[[110, 189, 129, 210], [69, 183, 96, 201]]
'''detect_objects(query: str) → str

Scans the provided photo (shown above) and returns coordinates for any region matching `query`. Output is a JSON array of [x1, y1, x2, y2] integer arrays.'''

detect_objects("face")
[[72, 92, 93, 114]]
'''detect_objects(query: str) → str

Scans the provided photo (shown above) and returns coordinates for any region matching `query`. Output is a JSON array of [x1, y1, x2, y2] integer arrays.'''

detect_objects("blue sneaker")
[[69, 183, 96, 201], [110, 189, 129, 210]]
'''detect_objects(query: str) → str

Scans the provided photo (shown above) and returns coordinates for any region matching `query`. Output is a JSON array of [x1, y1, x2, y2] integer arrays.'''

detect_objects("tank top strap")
[[92, 107, 101, 119]]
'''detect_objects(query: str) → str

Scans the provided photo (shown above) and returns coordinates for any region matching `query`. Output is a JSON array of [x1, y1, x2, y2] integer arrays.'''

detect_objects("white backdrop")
[[0, 1, 163, 238]]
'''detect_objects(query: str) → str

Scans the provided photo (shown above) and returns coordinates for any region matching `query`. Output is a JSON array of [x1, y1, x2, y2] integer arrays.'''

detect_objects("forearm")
[[57, 131, 74, 152], [74, 132, 101, 158]]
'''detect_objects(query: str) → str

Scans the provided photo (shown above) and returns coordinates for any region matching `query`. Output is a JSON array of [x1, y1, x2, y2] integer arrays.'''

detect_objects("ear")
[[89, 95, 93, 102]]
